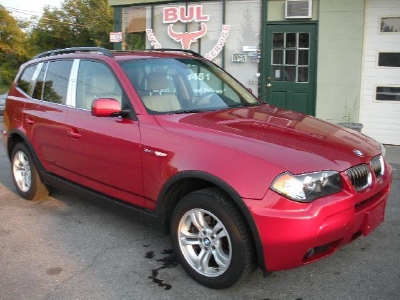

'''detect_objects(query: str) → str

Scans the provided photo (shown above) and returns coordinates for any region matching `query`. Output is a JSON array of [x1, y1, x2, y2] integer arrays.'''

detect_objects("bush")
[[0, 82, 10, 94], [0, 67, 17, 86]]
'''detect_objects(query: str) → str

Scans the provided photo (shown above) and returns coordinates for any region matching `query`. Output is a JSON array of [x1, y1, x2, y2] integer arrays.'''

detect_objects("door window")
[[271, 32, 310, 83], [378, 52, 400, 67], [76, 61, 123, 110]]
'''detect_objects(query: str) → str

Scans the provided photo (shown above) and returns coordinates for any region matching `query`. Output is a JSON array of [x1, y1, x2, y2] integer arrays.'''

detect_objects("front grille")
[[371, 155, 384, 178], [346, 164, 372, 191]]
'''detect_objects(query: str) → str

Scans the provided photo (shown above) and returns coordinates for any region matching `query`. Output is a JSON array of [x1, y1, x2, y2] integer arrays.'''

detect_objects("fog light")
[[304, 248, 315, 259]]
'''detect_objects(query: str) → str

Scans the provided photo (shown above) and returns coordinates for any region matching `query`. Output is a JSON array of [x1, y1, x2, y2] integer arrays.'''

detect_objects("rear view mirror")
[[91, 98, 123, 117]]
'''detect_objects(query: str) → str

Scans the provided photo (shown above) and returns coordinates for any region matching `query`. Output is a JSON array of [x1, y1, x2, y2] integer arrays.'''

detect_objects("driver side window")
[[76, 61, 122, 110]]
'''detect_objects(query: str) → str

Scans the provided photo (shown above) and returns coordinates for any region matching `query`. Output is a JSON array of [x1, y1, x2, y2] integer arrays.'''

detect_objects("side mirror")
[[91, 98, 125, 117]]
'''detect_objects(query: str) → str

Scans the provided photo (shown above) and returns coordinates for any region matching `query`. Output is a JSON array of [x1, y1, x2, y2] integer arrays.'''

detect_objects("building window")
[[378, 52, 400, 67], [380, 17, 400, 33], [271, 32, 309, 83], [376, 86, 400, 101], [122, 6, 148, 50]]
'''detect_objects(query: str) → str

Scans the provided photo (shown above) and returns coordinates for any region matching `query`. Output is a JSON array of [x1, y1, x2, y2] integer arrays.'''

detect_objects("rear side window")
[[17, 64, 38, 95], [31, 60, 73, 105], [43, 61, 73, 104]]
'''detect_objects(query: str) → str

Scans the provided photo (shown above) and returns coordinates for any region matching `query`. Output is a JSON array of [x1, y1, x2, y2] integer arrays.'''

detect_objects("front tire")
[[170, 188, 255, 289], [11, 143, 49, 201]]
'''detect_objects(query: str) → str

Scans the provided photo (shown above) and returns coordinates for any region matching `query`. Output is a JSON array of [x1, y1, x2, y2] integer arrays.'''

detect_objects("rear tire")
[[170, 187, 255, 289], [11, 143, 49, 201]]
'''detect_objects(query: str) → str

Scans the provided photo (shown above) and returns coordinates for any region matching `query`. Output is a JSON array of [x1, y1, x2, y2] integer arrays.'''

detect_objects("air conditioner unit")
[[285, 0, 312, 19]]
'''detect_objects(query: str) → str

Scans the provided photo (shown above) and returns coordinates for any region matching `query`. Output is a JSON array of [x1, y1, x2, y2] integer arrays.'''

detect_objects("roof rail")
[[33, 47, 114, 59], [148, 48, 204, 58]]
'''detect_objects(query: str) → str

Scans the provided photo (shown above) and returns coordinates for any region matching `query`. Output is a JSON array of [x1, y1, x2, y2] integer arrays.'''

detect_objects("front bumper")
[[244, 164, 393, 272]]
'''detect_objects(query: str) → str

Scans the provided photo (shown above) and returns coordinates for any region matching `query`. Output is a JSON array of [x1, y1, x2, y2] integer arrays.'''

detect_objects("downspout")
[[260, 0, 268, 102]]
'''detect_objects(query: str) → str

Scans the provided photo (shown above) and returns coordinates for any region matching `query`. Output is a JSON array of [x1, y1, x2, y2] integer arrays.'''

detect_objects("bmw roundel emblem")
[[353, 149, 364, 157]]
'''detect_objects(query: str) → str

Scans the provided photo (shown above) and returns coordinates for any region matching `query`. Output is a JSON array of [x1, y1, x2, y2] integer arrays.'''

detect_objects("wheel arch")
[[155, 170, 266, 270], [6, 129, 46, 175]]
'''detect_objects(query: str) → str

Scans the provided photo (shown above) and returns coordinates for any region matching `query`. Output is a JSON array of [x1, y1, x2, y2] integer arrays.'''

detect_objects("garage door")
[[360, 0, 400, 145]]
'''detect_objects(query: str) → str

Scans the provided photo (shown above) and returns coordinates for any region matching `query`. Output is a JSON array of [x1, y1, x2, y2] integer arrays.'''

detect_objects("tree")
[[29, 0, 113, 54], [0, 5, 30, 84]]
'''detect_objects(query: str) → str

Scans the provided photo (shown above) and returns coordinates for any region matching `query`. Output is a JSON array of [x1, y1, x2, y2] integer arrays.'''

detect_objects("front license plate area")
[[362, 202, 386, 236]]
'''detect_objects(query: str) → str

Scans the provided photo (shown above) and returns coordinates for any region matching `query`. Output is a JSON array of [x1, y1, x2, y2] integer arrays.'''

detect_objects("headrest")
[[91, 73, 116, 93], [147, 72, 168, 91]]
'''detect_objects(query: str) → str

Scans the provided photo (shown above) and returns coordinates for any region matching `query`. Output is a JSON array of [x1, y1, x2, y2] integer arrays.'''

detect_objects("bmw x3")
[[2, 47, 393, 289]]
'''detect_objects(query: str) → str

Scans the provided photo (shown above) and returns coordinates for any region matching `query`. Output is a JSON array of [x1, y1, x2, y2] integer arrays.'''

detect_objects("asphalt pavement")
[[0, 115, 399, 300], [0, 93, 6, 115]]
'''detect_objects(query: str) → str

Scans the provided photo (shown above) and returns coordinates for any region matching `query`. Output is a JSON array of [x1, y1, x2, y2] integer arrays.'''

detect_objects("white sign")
[[243, 46, 257, 52], [110, 32, 122, 43]]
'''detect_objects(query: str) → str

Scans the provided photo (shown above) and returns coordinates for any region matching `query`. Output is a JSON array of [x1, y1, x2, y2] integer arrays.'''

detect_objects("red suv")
[[2, 47, 393, 289]]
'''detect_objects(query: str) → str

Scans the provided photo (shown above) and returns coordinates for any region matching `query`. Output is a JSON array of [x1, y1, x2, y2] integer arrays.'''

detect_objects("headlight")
[[270, 171, 342, 203]]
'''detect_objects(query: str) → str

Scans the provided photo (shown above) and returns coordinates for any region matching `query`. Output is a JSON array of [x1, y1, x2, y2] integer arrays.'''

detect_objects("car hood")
[[154, 105, 381, 174]]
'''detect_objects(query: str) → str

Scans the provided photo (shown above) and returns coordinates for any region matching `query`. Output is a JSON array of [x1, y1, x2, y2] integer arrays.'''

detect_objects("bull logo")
[[145, 4, 230, 60], [167, 23, 208, 50]]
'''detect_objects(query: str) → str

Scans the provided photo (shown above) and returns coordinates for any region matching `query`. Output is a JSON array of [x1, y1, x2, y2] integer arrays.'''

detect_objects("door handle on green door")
[[266, 83, 273, 88]]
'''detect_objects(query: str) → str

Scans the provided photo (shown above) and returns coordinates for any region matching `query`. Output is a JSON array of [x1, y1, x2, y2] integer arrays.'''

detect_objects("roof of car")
[[33, 47, 203, 61]]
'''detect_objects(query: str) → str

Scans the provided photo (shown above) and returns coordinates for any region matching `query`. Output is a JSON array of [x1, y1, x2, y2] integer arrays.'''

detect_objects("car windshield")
[[120, 58, 260, 114]]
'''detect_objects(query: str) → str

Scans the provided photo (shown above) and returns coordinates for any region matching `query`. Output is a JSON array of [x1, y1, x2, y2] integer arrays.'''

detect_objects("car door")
[[62, 59, 145, 207], [22, 60, 71, 174]]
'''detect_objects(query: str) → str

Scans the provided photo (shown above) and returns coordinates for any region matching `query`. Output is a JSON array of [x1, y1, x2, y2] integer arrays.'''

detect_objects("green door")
[[264, 23, 317, 115]]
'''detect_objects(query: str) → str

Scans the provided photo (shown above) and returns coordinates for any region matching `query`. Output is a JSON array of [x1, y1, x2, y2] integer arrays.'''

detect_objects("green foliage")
[[0, 82, 10, 94], [125, 32, 146, 50], [0, 1, 114, 86], [29, 0, 114, 53], [0, 6, 30, 85]]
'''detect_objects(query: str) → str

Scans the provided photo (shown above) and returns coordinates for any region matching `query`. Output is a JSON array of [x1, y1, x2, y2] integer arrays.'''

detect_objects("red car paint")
[[2, 49, 393, 275]]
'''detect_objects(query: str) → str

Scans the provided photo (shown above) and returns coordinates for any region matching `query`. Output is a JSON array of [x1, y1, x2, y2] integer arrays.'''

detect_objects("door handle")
[[67, 129, 81, 139], [266, 83, 273, 89], [25, 117, 34, 125]]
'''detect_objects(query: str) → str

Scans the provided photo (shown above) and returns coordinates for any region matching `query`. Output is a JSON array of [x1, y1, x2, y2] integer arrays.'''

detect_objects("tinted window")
[[378, 53, 400, 67], [76, 60, 123, 110], [17, 64, 37, 95], [42, 60, 73, 104]]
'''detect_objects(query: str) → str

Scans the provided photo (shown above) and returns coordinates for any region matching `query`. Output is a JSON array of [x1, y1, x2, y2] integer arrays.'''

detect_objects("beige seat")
[[141, 72, 181, 112], [81, 73, 122, 110]]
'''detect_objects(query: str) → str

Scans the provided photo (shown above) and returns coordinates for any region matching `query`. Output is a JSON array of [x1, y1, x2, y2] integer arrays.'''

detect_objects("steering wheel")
[[193, 92, 217, 105]]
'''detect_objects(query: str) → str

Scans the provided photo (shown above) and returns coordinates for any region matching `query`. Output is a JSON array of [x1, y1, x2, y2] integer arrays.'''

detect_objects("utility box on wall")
[[285, 0, 312, 19]]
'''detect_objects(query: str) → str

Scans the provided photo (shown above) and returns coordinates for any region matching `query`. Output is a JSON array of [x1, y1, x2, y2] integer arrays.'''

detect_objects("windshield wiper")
[[229, 103, 260, 108], [172, 109, 207, 114]]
